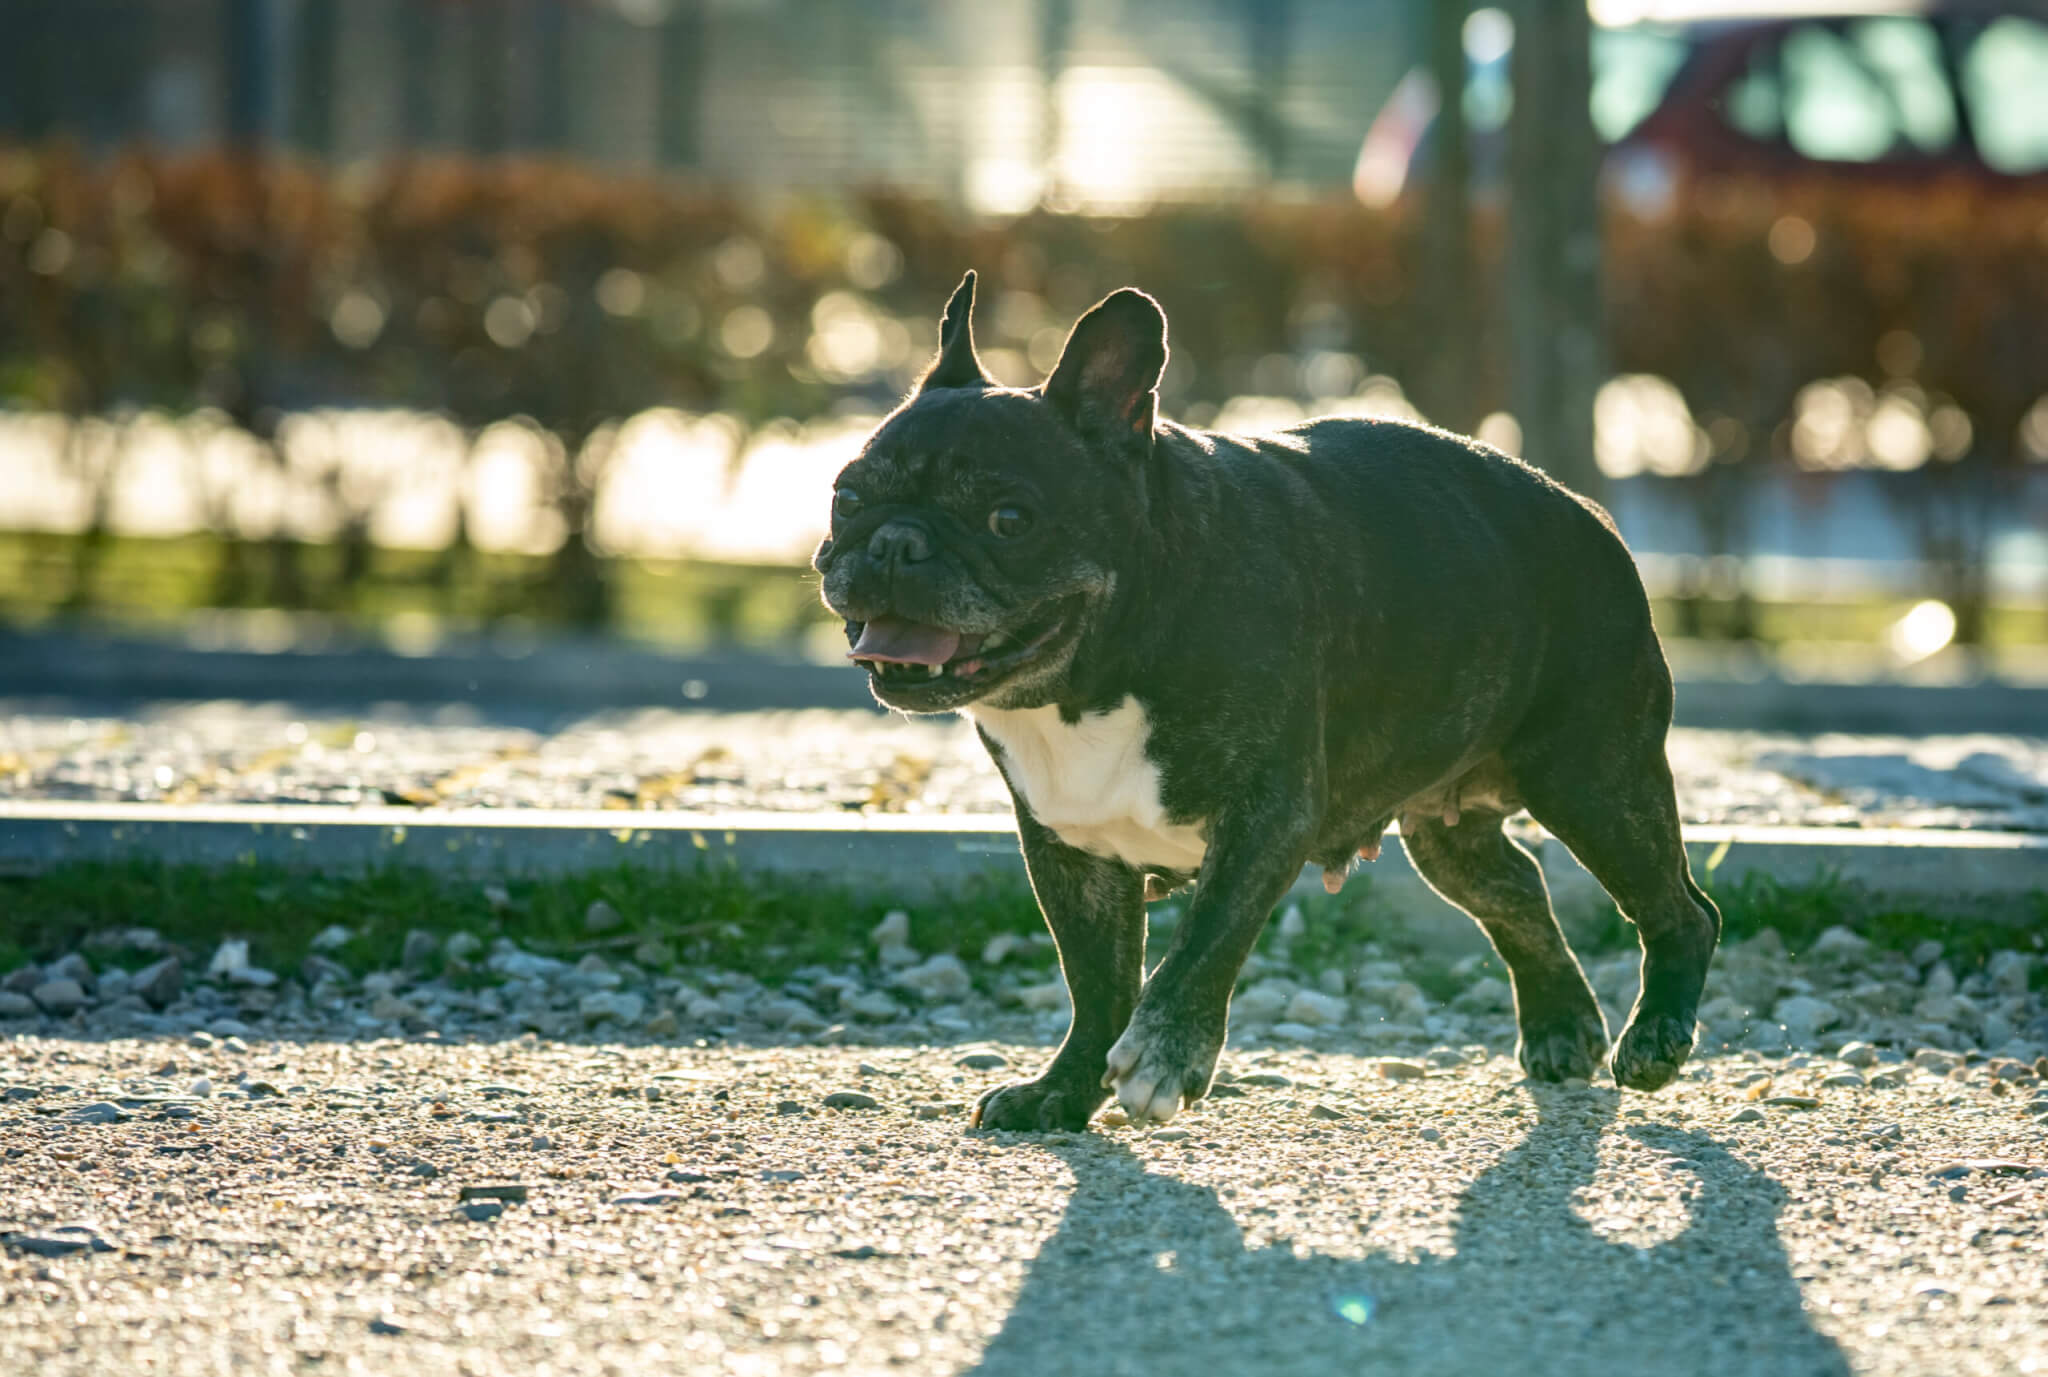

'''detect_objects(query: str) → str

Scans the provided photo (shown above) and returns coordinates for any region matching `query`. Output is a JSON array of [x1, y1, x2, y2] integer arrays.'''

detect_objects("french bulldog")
[[814, 271, 1720, 1130]]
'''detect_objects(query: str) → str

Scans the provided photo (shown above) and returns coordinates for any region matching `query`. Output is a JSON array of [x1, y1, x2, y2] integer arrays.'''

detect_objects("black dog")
[[815, 272, 1719, 1130]]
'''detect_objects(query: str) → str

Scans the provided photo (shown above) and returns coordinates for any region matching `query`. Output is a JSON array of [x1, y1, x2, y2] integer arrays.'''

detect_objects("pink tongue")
[[850, 617, 962, 666]]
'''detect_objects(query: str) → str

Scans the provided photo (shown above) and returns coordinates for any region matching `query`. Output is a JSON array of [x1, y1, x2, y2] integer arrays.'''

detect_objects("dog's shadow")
[[970, 1090, 1850, 1377]]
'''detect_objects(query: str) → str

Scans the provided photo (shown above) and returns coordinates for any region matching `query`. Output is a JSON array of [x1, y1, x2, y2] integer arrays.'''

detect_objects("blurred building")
[[0, 0, 1415, 210]]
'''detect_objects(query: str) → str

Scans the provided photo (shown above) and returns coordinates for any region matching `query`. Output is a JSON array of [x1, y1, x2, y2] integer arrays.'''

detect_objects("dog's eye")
[[833, 489, 862, 521], [987, 505, 1032, 539]]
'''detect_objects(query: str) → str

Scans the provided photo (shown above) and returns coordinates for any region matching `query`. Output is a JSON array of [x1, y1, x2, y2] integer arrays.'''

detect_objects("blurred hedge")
[[6, 143, 2042, 432], [2, 142, 2044, 632]]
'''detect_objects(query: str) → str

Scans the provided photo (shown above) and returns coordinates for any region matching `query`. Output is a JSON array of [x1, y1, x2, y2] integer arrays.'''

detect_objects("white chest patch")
[[966, 697, 1208, 871]]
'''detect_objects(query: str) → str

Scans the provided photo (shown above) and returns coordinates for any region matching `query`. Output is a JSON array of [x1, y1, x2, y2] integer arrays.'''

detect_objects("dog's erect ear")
[[1042, 288, 1167, 442], [917, 270, 993, 393]]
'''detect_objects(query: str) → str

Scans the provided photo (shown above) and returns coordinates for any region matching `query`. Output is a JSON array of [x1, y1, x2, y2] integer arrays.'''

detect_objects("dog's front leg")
[[1104, 772, 1320, 1126], [972, 812, 1146, 1132]]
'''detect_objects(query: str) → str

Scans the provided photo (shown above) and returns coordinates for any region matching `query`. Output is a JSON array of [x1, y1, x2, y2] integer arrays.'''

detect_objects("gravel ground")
[[5, 904, 2047, 1375], [3, 1030, 2045, 1377], [5, 703, 2047, 831]]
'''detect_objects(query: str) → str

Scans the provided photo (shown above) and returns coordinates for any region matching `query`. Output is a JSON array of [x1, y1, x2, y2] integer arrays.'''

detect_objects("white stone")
[[893, 954, 973, 1003], [1231, 978, 1297, 1024], [1836, 1040, 1880, 1067], [1987, 951, 2035, 996], [1914, 992, 1961, 1024], [1453, 976, 1512, 1014], [1923, 962, 1958, 997], [846, 990, 903, 1022], [31, 980, 87, 1015], [206, 940, 251, 979], [878, 942, 922, 971], [1772, 995, 1843, 1042], [1699, 994, 1749, 1029], [1283, 990, 1350, 1027], [981, 933, 1024, 965], [487, 949, 569, 981], [757, 997, 817, 1029], [1013, 981, 1070, 1013], [1276, 905, 1307, 942], [1271, 1022, 1322, 1042], [578, 991, 646, 1026], [310, 925, 354, 952], [1809, 926, 1872, 959], [871, 910, 911, 948]]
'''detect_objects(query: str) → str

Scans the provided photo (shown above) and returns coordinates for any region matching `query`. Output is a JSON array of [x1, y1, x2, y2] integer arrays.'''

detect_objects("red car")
[[1362, 2, 2048, 212], [1608, 2, 2048, 213]]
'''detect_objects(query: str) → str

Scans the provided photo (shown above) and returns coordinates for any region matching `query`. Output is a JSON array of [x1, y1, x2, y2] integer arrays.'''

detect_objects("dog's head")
[[815, 271, 1168, 712]]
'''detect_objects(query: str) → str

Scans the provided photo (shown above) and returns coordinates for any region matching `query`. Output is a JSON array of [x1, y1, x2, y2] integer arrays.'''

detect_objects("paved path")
[[5, 704, 2047, 832], [1, 1034, 2043, 1377]]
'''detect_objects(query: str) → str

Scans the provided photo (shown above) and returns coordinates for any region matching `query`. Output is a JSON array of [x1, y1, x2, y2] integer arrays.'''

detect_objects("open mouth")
[[849, 604, 1072, 697]]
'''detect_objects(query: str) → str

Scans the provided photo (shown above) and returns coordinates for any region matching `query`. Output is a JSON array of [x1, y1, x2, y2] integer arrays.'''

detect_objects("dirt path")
[[2, 1035, 2042, 1376]]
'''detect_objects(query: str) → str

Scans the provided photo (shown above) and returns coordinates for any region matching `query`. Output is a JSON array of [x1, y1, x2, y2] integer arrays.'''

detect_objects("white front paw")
[[1102, 1014, 1212, 1126]]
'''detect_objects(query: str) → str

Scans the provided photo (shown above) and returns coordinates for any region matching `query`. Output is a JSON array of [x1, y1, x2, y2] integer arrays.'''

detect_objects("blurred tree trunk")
[[1246, 0, 1292, 180], [400, 2, 442, 146], [1415, 0, 1476, 433], [468, 0, 511, 156], [289, 0, 338, 158], [1506, 0, 1603, 501], [659, 1, 708, 169], [59, 423, 119, 614], [533, 0, 570, 154], [541, 421, 615, 630], [5, 0, 63, 136], [1038, 0, 1072, 199], [218, 0, 300, 611]]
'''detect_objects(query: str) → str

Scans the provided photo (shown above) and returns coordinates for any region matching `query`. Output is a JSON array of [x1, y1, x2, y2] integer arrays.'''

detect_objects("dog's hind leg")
[[1401, 811, 1609, 1081], [1507, 715, 1720, 1093]]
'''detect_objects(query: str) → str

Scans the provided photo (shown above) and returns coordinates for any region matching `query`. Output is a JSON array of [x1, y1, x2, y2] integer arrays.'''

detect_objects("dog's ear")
[[1042, 288, 1167, 443], [916, 270, 993, 392]]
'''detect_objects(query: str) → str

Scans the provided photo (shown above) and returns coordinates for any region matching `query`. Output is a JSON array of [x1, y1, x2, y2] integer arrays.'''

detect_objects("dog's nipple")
[[1322, 868, 1347, 895]]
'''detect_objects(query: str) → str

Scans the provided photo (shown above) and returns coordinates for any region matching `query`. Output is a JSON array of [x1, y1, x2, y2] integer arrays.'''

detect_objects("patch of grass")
[[1704, 869, 2047, 971], [0, 859, 2038, 993], [0, 858, 1048, 985]]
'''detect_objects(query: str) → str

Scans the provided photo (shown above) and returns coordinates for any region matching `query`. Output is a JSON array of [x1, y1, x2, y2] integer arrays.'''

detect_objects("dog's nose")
[[866, 520, 933, 568]]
